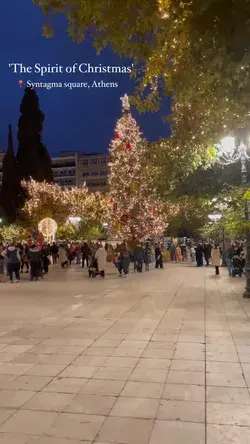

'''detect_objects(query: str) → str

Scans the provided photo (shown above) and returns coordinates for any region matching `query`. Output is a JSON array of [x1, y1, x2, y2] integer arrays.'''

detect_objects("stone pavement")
[[0, 263, 249, 444]]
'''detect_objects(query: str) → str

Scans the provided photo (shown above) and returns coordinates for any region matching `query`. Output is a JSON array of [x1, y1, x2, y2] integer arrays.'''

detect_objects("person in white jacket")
[[95, 243, 107, 278], [211, 244, 221, 275]]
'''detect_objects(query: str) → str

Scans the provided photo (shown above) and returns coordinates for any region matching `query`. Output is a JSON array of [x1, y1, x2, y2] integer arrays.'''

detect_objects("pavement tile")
[[93, 366, 132, 381], [163, 384, 205, 402], [0, 410, 58, 435], [43, 377, 89, 393], [110, 396, 159, 419], [65, 393, 116, 415], [167, 370, 205, 385], [60, 365, 98, 378], [46, 413, 105, 441], [207, 386, 250, 404], [207, 402, 250, 426], [21, 392, 75, 411], [171, 360, 205, 372], [157, 400, 205, 422], [0, 389, 35, 408], [121, 381, 164, 398], [149, 420, 205, 444], [81, 379, 125, 396], [129, 368, 168, 383], [207, 424, 250, 444], [97, 417, 154, 444]]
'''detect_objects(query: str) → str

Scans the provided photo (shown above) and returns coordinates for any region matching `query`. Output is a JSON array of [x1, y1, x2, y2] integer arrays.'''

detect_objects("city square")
[[0, 264, 249, 444]]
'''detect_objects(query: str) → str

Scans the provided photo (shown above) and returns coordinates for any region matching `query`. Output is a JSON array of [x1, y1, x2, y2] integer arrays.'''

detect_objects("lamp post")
[[215, 135, 250, 297], [208, 213, 225, 260]]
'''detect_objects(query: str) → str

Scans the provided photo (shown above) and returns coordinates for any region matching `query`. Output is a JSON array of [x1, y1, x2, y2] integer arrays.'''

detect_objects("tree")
[[108, 94, 171, 239], [21, 178, 109, 226], [0, 224, 28, 243], [0, 125, 18, 222], [35, 0, 250, 163], [16, 87, 53, 207]]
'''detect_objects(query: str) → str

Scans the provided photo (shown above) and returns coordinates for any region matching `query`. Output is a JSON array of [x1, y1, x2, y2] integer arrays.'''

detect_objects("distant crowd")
[[0, 238, 246, 283], [0, 240, 164, 283]]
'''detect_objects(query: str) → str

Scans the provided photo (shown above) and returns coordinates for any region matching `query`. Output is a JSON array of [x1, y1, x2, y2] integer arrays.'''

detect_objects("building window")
[[91, 158, 98, 165], [81, 159, 88, 165], [100, 158, 108, 165], [90, 171, 99, 176], [82, 172, 89, 177], [99, 170, 108, 176]]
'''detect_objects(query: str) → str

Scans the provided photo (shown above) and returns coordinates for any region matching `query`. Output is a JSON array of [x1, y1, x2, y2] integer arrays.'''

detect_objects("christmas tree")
[[108, 94, 168, 240]]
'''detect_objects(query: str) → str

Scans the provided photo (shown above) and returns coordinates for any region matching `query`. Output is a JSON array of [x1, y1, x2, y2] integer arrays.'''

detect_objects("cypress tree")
[[16, 87, 53, 183], [0, 124, 18, 222]]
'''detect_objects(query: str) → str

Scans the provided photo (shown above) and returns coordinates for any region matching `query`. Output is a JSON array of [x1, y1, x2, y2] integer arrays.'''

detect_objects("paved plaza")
[[0, 263, 249, 443]]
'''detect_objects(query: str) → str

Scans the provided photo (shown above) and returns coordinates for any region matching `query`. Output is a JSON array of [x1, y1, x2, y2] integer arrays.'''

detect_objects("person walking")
[[195, 243, 204, 267], [59, 244, 68, 268], [155, 244, 163, 269], [81, 242, 90, 268], [75, 243, 81, 265], [28, 244, 41, 281], [95, 243, 107, 278], [50, 242, 59, 264], [134, 242, 144, 272], [20, 245, 29, 273], [203, 242, 211, 266], [40, 246, 50, 274], [143, 247, 150, 271], [211, 243, 221, 275], [119, 243, 130, 277], [6, 243, 21, 283]]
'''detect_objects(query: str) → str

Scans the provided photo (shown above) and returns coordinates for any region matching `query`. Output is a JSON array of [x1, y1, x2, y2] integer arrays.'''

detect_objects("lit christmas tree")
[[108, 94, 169, 240]]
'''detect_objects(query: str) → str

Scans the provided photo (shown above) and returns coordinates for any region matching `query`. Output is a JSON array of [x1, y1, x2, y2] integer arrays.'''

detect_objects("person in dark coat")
[[195, 243, 204, 267], [50, 242, 59, 264], [134, 243, 144, 272], [203, 242, 211, 266], [28, 244, 41, 281], [143, 247, 150, 271], [119, 243, 130, 277], [40, 246, 50, 274], [81, 242, 90, 268], [155, 244, 163, 269]]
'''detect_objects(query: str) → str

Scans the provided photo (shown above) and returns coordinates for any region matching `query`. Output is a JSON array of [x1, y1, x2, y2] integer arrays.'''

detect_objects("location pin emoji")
[[18, 80, 23, 87]]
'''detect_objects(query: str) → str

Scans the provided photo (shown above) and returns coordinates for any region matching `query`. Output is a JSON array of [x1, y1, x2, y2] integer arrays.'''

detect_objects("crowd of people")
[[0, 242, 51, 282], [0, 238, 246, 283], [0, 239, 164, 282], [184, 241, 246, 276]]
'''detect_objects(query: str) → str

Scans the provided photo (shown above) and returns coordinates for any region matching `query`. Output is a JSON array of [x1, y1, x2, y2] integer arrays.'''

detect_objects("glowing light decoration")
[[38, 217, 58, 242]]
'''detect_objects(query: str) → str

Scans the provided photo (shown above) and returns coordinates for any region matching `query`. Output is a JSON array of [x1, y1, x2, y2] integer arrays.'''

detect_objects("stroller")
[[88, 256, 99, 278], [231, 255, 245, 277]]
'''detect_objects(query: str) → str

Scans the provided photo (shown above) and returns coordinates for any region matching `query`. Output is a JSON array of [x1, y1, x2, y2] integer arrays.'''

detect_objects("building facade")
[[51, 151, 79, 188], [79, 153, 109, 192], [52, 151, 110, 192], [0, 150, 110, 192]]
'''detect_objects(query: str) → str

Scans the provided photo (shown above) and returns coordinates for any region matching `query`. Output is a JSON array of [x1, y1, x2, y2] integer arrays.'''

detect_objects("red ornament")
[[114, 132, 120, 139], [126, 143, 131, 150]]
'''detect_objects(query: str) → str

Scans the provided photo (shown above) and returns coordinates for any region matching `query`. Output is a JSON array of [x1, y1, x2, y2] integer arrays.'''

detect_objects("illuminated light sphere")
[[68, 216, 81, 226], [38, 218, 58, 240], [220, 137, 236, 154]]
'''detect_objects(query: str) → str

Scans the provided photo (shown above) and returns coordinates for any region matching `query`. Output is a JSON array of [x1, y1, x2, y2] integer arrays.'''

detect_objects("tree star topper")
[[121, 94, 130, 113]]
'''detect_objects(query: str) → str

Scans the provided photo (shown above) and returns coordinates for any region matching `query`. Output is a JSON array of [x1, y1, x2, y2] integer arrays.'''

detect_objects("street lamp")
[[208, 213, 222, 223], [215, 135, 250, 297]]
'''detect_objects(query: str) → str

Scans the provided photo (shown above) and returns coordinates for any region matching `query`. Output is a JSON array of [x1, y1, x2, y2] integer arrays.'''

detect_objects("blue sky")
[[0, 1, 171, 156]]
